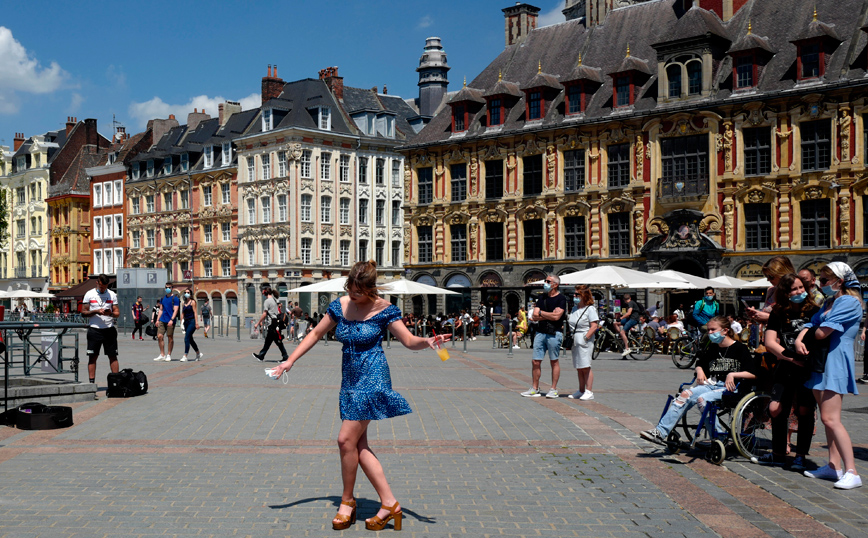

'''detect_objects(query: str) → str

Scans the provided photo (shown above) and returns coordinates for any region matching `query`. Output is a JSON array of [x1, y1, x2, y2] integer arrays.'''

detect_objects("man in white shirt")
[[82, 274, 121, 399], [728, 315, 743, 335]]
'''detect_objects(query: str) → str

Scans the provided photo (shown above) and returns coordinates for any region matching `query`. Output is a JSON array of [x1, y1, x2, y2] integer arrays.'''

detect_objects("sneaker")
[[834, 471, 863, 490], [153, 355, 166, 361], [750, 453, 785, 466], [545, 389, 559, 399], [621, 348, 632, 357], [804, 463, 844, 480], [253, 353, 264, 362], [857, 376, 868, 384], [520, 387, 541, 398], [579, 390, 594, 401], [512, 345, 521, 349], [93, 393, 99, 401], [180, 355, 188, 362], [196, 352, 204, 361], [139, 337, 143, 340], [788, 456, 807, 472], [640, 429, 666, 446], [568, 390, 583, 399], [164, 355, 172, 362]]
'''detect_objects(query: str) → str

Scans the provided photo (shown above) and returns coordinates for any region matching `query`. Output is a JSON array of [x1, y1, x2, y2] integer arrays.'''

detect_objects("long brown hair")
[[574, 285, 594, 306], [762, 256, 795, 281], [771, 273, 815, 316], [346, 260, 379, 299]]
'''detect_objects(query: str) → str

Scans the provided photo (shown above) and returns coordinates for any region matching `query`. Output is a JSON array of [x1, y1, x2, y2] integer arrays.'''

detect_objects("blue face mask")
[[543, 283, 552, 292], [789, 291, 808, 304], [573, 297, 581, 305], [704, 296, 714, 303], [708, 331, 725, 344], [821, 285, 836, 296], [165, 288, 172, 295]]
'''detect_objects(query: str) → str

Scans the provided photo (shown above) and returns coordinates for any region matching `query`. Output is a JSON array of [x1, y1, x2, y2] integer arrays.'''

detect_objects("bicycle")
[[670, 325, 710, 369], [591, 315, 646, 360]]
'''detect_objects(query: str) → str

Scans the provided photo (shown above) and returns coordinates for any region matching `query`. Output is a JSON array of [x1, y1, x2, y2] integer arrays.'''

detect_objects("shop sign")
[[479, 272, 502, 288], [415, 275, 437, 286], [445, 274, 472, 288], [524, 271, 546, 286], [735, 263, 764, 281]]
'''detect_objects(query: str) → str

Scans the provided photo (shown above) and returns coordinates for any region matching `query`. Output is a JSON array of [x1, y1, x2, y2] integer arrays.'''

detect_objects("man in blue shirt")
[[691, 287, 720, 327], [154, 282, 181, 362]]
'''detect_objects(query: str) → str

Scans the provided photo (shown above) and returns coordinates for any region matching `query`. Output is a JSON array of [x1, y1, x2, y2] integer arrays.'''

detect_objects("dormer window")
[[667, 65, 681, 98], [800, 43, 821, 79], [311, 106, 331, 131], [453, 104, 466, 132], [222, 143, 232, 165], [15, 155, 25, 171], [204, 146, 213, 169], [484, 75, 523, 127], [687, 62, 702, 95], [562, 59, 603, 116], [791, 12, 842, 82], [448, 85, 485, 133], [262, 109, 273, 131], [488, 98, 502, 125], [162, 157, 172, 175], [146, 159, 154, 178], [615, 76, 632, 107], [735, 55, 755, 88], [131, 162, 141, 180], [527, 91, 542, 120], [566, 85, 582, 115], [180, 153, 189, 172]]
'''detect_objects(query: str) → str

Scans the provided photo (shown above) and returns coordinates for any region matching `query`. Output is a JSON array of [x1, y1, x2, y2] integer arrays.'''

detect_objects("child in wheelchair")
[[641, 316, 758, 447]]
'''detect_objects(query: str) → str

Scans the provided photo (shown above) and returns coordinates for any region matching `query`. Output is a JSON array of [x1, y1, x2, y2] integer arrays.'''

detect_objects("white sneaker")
[[579, 390, 594, 400], [520, 387, 541, 398], [568, 390, 583, 399], [180, 355, 188, 362], [804, 464, 843, 480], [545, 389, 559, 399], [153, 355, 165, 361], [512, 345, 521, 349], [196, 352, 204, 361], [621, 348, 632, 357], [164, 355, 172, 362], [834, 471, 863, 490]]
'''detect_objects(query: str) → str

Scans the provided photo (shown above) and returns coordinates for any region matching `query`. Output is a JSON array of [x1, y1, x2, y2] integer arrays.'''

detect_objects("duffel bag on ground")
[[106, 369, 148, 398], [144, 323, 157, 337], [15, 402, 74, 430]]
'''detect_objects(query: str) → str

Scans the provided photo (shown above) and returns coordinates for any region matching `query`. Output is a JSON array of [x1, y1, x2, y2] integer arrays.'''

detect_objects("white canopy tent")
[[286, 277, 349, 294], [652, 270, 735, 290], [537, 266, 690, 289], [378, 278, 459, 296], [710, 275, 771, 289]]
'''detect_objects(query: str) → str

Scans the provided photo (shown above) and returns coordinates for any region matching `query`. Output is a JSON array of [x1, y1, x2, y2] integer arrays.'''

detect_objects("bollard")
[[561, 318, 568, 352], [463, 322, 467, 352], [236, 316, 241, 342], [492, 318, 498, 349], [422, 320, 427, 339], [122, 315, 126, 336], [507, 325, 513, 358]]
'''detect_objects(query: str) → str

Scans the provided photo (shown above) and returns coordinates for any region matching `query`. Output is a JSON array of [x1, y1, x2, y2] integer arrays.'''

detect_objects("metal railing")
[[658, 177, 709, 198]]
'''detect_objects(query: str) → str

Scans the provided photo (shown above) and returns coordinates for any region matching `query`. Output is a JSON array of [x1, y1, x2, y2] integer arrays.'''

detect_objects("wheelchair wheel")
[[732, 392, 773, 460], [666, 431, 682, 454], [707, 439, 726, 465], [670, 338, 697, 369]]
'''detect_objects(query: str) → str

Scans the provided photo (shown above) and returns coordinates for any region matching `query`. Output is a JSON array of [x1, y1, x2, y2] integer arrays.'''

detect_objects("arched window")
[[666, 64, 682, 98], [687, 61, 702, 95]]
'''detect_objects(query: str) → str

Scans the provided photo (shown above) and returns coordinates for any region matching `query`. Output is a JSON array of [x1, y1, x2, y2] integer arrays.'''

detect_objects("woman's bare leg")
[[334, 420, 369, 522], [817, 390, 857, 473], [357, 428, 399, 520], [578, 367, 593, 392]]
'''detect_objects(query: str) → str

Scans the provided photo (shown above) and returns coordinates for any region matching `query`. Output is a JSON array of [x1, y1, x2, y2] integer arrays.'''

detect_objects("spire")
[[813, 5, 817, 21], [538, 60, 542, 74], [463, 76, 466, 88], [747, 20, 752, 34], [626, 44, 631, 57], [578, 53, 583, 66], [498, 70, 502, 81]]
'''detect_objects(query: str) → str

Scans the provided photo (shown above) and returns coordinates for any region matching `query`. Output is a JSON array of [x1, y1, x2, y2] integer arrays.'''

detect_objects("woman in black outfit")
[[757, 273, 819, 469]]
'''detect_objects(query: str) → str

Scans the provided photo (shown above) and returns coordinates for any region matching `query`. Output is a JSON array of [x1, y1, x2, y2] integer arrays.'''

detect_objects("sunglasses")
[[819, 277, 831, 285]]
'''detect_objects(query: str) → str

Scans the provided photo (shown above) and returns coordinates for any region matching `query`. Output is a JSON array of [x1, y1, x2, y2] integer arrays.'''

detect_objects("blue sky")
[[0, 1, 567, 144]]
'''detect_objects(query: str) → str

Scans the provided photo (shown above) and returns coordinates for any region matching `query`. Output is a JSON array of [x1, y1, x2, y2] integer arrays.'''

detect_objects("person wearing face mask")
[[522, 274, 568, 398], [747, 256, 796, 323], [641, 316, 757, 446], [756, 274, 820, 469], [154, 282, 180, 361], [794, 262, 864, 489], [567, 285, 599, 400], [131, 296, 145, 340], [690, 287, 720, 327], [179, 287, 203, 362]]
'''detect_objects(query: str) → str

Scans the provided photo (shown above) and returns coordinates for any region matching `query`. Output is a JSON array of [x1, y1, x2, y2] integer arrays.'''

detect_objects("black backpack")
[[276, 311, 289, 331], [106, 369, 148, 398]]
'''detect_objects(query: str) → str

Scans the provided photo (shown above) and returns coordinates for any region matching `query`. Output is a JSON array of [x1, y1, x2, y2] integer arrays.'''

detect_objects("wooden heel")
[[365, 501, 402, 531], [332, 499, 356, 530]]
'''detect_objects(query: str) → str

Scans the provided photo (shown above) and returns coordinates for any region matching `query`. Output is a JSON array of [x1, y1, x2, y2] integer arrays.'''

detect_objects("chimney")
[[261, 64, 285, 105], [66, 116, 77, 135], [371, 86, 378, 94], [13, 132, 25, 151], [114, 125, 127, 143], [146, 116, 181, 147], [696, 0, 746, 21], [219, 100, 242, 126], [502, 3, 540, 47], [187, 108, 211, 131], [318, 66, 344, 100], [84, 118, 99, 146], [383, 84, 388, 95]]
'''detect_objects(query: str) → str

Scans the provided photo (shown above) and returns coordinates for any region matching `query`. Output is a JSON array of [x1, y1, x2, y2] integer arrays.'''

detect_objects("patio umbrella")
[[4, 290, 54, 299], [542, 266, 689, 289], [378, 278, 459, 295], [652, 270, 734, 289], [286, 276, 349, 293], [710, 275, 770, 289]]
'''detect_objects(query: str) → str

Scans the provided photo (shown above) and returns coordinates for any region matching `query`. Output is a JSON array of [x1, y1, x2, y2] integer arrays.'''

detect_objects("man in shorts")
[[522, 274, 567, 399], [617, 293, 642, 358], [83, 274, 120, 399], [154, 282, 180, 362]]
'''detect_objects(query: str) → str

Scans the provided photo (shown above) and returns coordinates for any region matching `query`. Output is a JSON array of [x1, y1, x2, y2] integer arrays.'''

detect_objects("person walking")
[[83, 274, 120, 400], [180, 287, 203, 362], [150, 303, 159, 340], [154, 283, 180, 362], [567, 285, 599, 401], [131, 296, 145, 340], [522, 274, 567, 398], [795, 262, 863, 489], [201, 300, 212, 338], [268, 260, 449, 530], [252, 288, 288, 362]]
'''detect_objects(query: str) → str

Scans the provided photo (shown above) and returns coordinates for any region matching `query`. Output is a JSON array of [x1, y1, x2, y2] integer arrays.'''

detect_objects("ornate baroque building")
[[400, 0, 868, 315]]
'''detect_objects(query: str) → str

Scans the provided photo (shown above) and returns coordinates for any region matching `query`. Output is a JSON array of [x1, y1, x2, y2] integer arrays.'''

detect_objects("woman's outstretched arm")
[[389, 319, 449, 351], [271, 315, 338, 376]]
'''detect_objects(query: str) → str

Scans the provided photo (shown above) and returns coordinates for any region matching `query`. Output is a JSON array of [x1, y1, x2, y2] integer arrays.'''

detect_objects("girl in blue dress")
[[795, 261, 863, 490], [270, 260, 449, 530]]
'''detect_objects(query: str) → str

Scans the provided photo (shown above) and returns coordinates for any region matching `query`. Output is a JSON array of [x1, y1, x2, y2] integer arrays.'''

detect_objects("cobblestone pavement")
[[0, 331, 865, 537]]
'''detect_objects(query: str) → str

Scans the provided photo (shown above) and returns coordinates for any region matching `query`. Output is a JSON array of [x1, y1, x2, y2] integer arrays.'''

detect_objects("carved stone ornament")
[[699, 214, 721, 233], [634, 135, 644, 182], [609, 127, 625, 142], [321, 224, 333, 235], [838, 107, 851, 156], [447, 212, 466, 225], [506, 153, 516, 171], [416, 216, 432, 226], [301, 179, 315, 193], [288, 143, 303, 161], [564, 204, 584, 217], [716, 122, 733, 172], [301, 222, 314, 234], [322, 182, 334, 194], [662, 222, 701, 249], [482, 144, 502, 160], [776, 127, 792, 140], [747, 107, 765, 126], [392, 229, 402, 239], [804, 186, 824, 200], [633, 210, 644, 252], [747, 190, 765, 203], [483, 211, 503, 223], [340, 225, 353, 237]]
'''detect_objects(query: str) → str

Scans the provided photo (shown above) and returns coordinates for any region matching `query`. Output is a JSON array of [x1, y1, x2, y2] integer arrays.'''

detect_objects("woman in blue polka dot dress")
[[270, 260, 449, 531]]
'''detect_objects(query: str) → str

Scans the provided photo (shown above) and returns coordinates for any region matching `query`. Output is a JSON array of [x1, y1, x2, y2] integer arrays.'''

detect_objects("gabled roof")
[[521, 70, 564, 91], [483, 78, 523, 98], [727, 31, 775, 54], [610, 53, 653, 76], [666, 6, 729, 43], [791, 16, 842, 43], [449, 86, 486, 104], [562, 58, 604, 85]]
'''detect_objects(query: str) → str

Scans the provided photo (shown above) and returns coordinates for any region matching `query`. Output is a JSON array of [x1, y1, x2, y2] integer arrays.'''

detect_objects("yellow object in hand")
[[437, 348, 450, 361]]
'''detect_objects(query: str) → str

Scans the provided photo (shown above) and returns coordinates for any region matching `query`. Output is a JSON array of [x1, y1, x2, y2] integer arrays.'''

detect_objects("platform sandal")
[[365, 501, 402, 531], [332, 499, 356, 530]]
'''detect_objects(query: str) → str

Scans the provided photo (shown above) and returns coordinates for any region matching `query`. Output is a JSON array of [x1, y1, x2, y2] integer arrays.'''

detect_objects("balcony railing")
[[14, 268, 26, 278], [30, 266, 40, 278], [658, 177, 709, 198]]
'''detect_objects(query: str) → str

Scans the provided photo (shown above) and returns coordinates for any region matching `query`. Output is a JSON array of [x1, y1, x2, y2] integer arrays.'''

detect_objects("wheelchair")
[[656, 377, 773, 465]]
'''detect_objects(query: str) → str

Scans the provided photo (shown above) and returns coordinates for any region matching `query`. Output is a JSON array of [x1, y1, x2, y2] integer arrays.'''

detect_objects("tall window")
[[203, 147, 213, 169], [301, 194, 312, 222], [146, 229, 155, 248], [391, 200, 401, 226], [262, 109, 272, 130], [744, 203, 772, 250], [278, 239, 288, 264], [453, 104, 465, 131], [203, 187, 212, 207], [321, 239, 332, 265], [523, 154, 543, 195], [301, 150, 312, 178], [392, 160, 401, 187], [221, 222, 231, 242], [375, 199, 385, 226], [277, 194, 287, 222], [391, 241, 401, 266], [801, 199, 830, 248], [615, 76, 631, 107], [247, 157, 255, 182], [417, 167, 433, 204], [564, 149, 585, 192], [528, 91, 542, 120], [667, 64, 682, 98], [489, 98, 502, 125], [608, 212, 631, 256], [339, 240, 350, 266], [564, 216, 586, 258], [736, 55, 754, 88], [247, 198, 256, 225], [358, 240, 368, 261], [451, 224, 466, 262], [450, 163, 466, 202], [567, 85, 582, 114], [246, 241, 255, 266], [261, 196, 272, 223], [743, 127, 771, 176], [417, 226, 433, 263], [660, 135, 709, 196], [375, 158, 385, 184], [321, 196, 331, 223], [103, 183, 112, 206], [94, 218, 102, 240], [319, 107, 331, 130], [203, 260, 213, 277], [607, 143, 631, 189], [204, 225, 213, 243], [485, 160, 503, 199], [278, 151, 287, 177], [179, 189, 189, 209], [164, 227, 173, 246], [485, 222, 504, 261], [358, 199, 369, 225], [340, 155, 350, 182], [221, 259, 231, 276], [801, 43, 820, 79], [221, 183, 231, 204], [340, 198, 350, 224], [261, 154, 271, 179], [321, 152, 331, 180], [687, 62, 702, 95], [375, 240, 384, 266], [801, 120, 831, 172], [163, 192, 173, 211], [358, 156, 368, 183], [301, 238, 312, 264], [523, 219, 543, 259], [181, 227, 190, 246], [132, 230, 141, 249], [115, 215, 123, 238], [132, 198, 140, 215], [181, 153, 189, 172]]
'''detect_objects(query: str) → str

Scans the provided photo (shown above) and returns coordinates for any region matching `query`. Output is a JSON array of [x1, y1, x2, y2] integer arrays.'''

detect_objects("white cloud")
[[69, 92, 84, 112], [128, 93, 261, 128], [0, 26, 69, 114], [537, 1, 567, 27], [417, 15, 433, 29]]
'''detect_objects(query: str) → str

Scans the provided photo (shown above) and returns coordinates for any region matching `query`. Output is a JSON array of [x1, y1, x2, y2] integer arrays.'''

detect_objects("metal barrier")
[[29, 313, 86, 324]]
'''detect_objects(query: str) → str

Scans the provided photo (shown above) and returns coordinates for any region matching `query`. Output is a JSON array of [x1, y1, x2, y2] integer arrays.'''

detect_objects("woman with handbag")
[[567, 285, 600, 401], [794, 262, 863, 489], [755, 273, 819, 469]]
